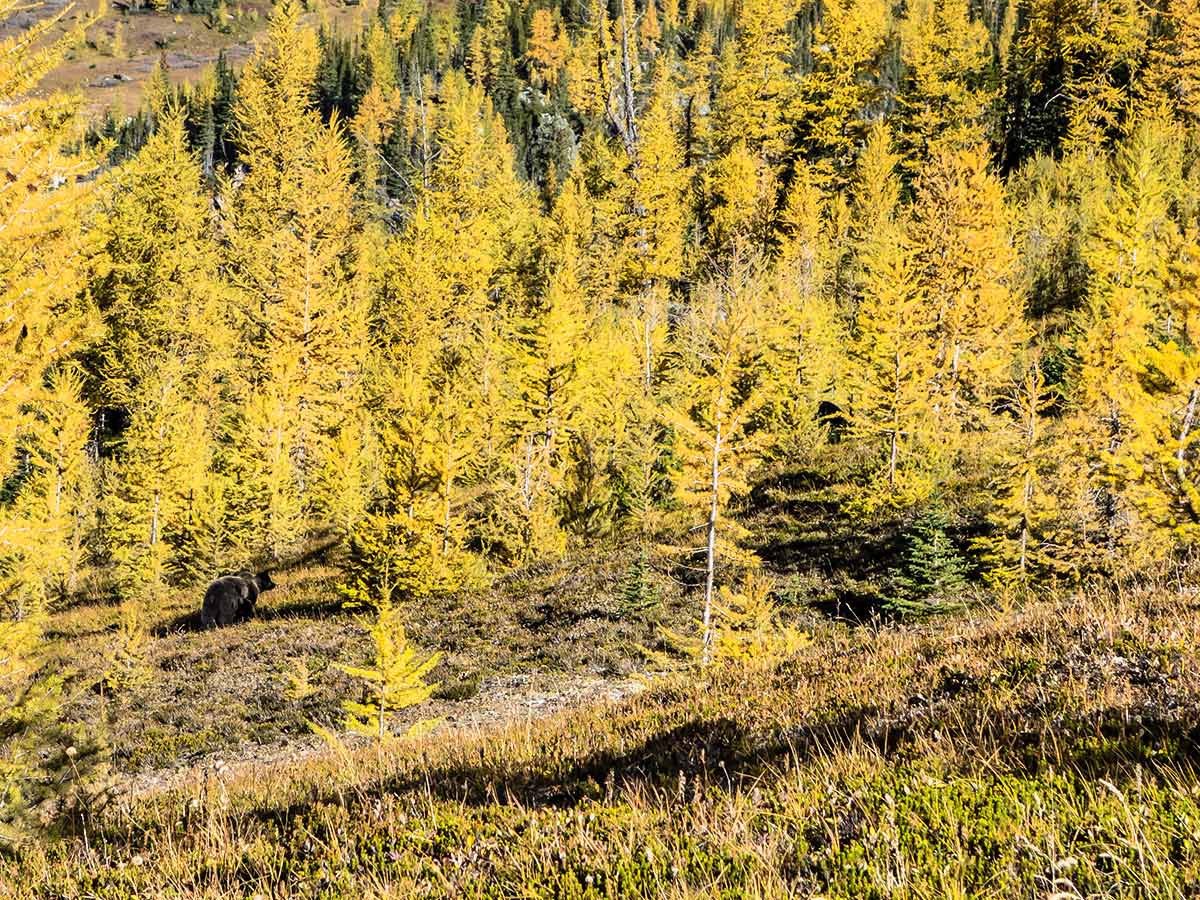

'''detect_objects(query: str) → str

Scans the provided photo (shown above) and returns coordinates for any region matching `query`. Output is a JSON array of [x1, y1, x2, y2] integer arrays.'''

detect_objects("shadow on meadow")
[[376, 701, 1200, 815]]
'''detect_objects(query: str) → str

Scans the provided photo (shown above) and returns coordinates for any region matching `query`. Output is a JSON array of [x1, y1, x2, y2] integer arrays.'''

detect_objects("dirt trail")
[[120, 673, 646, 799]]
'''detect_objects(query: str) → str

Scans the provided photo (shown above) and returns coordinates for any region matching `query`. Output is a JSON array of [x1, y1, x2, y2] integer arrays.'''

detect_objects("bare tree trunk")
[[1103, 404, 1122, 556], [150, 489, 160, 547], [521, 436, 534, 513], [702, 417, 722, 666], [1177, 386, 1198, 488], [889, 427, 899, 490], [1019, 466, 1033, 574], [378, 685, 386, 742], [621, 6, 638, 151], [416, 67, 431, 200], [889, 349, 901, 490], [606, 1, 640, 156], [1018, 374, 1037, 574]]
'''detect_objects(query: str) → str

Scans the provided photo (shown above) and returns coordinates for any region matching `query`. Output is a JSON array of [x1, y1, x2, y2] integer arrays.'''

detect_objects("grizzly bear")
[[200, 570, 276, 628]]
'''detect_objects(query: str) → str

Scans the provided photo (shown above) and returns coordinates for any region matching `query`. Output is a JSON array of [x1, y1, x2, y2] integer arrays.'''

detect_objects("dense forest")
[[2, 0, 1200, 849]]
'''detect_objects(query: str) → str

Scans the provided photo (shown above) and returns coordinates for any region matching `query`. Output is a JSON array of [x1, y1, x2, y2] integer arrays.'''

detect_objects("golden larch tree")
[[226, 0, 367, 558], [667, 257, 782, 661], [911, 145, 1026, 437]]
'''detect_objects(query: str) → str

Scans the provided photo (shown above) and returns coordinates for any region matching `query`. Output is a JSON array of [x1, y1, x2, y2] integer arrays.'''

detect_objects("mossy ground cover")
[[7, 584, 1200, 897]]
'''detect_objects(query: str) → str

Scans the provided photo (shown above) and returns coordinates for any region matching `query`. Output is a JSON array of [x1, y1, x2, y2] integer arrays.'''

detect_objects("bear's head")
[[255, 570, 276, 593]]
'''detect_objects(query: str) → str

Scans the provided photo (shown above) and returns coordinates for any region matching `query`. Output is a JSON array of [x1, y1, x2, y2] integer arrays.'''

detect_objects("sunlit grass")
[[7, 583, 1200, 897]]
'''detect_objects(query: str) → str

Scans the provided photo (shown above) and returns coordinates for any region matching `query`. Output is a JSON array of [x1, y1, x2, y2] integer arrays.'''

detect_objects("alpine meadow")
[[3, 0, 1200, 895]]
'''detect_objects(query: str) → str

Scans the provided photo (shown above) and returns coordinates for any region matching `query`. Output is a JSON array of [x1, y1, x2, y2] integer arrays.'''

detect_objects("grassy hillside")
[[7, 582, 1200, 898], [2, 0, 1200, 894], [38, 540, 691, 778], [23, 0, 368, 117]]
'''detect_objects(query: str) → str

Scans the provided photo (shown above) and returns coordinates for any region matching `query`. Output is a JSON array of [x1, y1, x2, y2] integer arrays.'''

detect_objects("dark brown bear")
[[200, 571, 275, 628]]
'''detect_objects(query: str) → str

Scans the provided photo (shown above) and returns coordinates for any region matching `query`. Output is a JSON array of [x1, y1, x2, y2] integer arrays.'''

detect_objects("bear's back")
[[202, 575, 257, 627]]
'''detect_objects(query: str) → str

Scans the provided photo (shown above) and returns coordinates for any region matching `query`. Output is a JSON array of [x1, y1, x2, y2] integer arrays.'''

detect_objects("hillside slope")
[[24, 1, 367, 116], [8, 585, 1200, 898], [40, 542, 689, 779]]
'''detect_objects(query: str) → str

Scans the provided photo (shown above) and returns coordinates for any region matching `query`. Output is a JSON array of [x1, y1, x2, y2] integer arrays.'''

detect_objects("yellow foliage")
[[338, 598, 440, 741], [845, 127, 939, 511], [283, 657, 318, 703], [662, 574, 810, 667], [527, 8, 568, 86], [911, 145, 1027, 434], [0, 0, 98, 835], [104, 598, 151, 693], [896, 0, 996, 170], [710, 0, 795, 163]]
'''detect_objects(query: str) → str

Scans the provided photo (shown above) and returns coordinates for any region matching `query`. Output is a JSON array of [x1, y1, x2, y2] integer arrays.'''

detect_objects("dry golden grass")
[[6, 582, 1199, 897]]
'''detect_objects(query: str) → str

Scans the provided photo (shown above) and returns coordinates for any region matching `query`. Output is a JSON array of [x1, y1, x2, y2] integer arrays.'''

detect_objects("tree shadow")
[[392, 702, 1200, 818], [154, 609, 206, 636], [518, 599, 622, 632], [255, 597, 347, 622], [374, 703, 904, 811]]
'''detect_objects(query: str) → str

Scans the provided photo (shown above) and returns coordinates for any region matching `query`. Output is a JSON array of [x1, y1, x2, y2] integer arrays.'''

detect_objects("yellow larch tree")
[[895, 0, 997, 175], [508, 240, 597, 558], [667, 257, 782, 661], [679, 29, 715, 166], [620, 65, 689, 500], [847, 214, 937, 509], [226, 0, 367, 559], [0, 0, 99, 843], [705, 141, 778, 255], [341, 340, 479, 614], [104, 354, 202, 600], [1095, 122, 1200, 547], [15, 371, 93, 603], [527, 7, 569, 88], [622, 65, 689, 294], [975, 354, 1064, 585], [338, 596, 440, 742], [565, 1, 615, 124], [0, 11, 99, 614], [794, 0, 890, 181], [769, 163, 846, 454], [1143, 0, 1200, 125], [1070, 117, 1179, 565], [92, 113, 232, 408], [379, 72, 530, 352], [910, 146, 1027, 439], [640, 0, 662, 52], [562, 135, 629, 306], [93, 113, 237, 588], [350, 80, 402, 211], [560, 309, 642, 538], [844, 127, 937, 510], [710, 0, 796, 165]]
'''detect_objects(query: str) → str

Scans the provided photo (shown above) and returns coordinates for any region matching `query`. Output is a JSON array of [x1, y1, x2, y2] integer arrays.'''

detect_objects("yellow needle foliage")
[[338, 598, 440, 742]]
